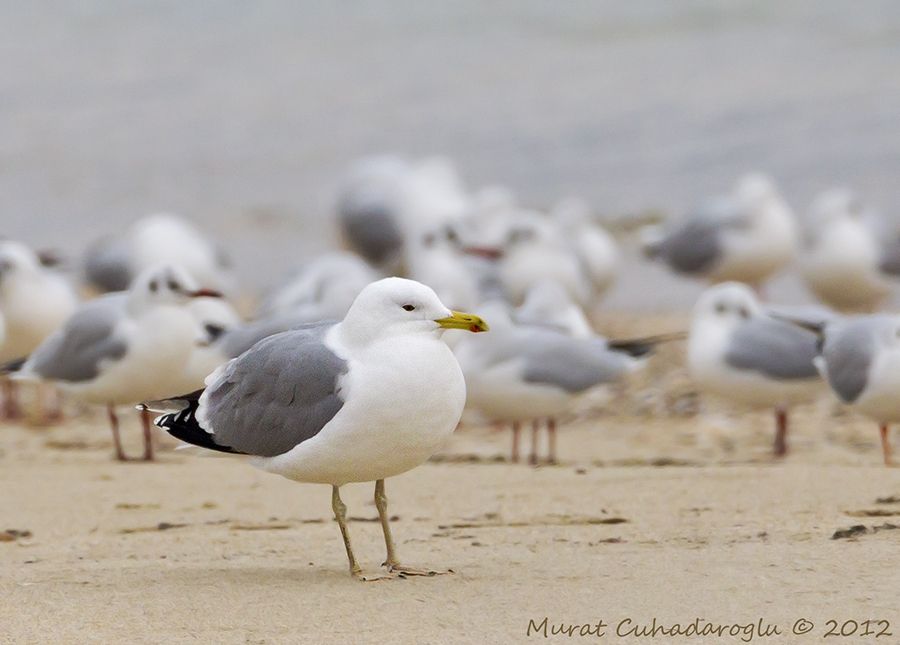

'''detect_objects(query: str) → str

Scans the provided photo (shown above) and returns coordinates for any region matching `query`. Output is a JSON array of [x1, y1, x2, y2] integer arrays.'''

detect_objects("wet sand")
[[3, 328, 899, 644]]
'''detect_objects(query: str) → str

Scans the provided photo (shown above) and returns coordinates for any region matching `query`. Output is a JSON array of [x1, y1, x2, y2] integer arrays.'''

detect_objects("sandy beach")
[[3, 317, 899, 645]]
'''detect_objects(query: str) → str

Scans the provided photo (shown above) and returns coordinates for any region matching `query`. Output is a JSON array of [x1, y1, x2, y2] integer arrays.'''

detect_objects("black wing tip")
[[0, 357, 27, 375], [154, 392, 244, 455], [607, 332, 686, 358]]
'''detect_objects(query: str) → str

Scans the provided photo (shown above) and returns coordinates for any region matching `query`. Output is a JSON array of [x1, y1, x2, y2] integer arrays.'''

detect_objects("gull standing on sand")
[[799, 188, 899, 312], [643, 174, 797, 292], [455, 302, 655, 465], [688, 283, 822, 456], [152, 278, 489, 581], [804, 315, 900, 466], [13, 265, 219, 461], [0, 240, 79, 419]]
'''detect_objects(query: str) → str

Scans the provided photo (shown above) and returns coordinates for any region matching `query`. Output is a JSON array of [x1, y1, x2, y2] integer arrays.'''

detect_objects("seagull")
[[797, 314, 900, 466], [150, 278, 488, 581], [84, 213, 234, 295], [643, 173, 798, 292], [13, 265, 219, 461], [337, 156, 470, 271], [0, 240, 79, 419], [455, 208, 590, 306], [799, 188, 898, 312], [335, 156, 410, 269], [454, 302, 657, 465], [687, 282, 822, 456]]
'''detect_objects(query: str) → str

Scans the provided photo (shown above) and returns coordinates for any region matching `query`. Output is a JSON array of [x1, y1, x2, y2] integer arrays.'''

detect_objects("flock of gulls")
[[3, 154, 900, 579]]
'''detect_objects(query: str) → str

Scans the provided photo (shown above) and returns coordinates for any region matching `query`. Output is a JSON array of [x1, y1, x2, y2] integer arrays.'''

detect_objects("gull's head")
[[342, 277, 489, 343], [0, 241, 42, 293], [736, 172, 779, 207], [693, 282, 762, 328], [129, 264, 222, 309]]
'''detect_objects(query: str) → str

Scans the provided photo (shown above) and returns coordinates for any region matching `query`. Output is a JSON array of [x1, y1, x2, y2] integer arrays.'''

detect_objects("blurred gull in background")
[[337, 155, 470, 272], [455, 301, 657, 464], [643, 173, 798, 293], [0, 240, 79, 419], [12, 265, 220, 461], [799, 188, 900, 312], [809, 314, 900, 466], [84, 213, 234, 295], [494, 209, 591, 306], [688, 282, 822, 457]]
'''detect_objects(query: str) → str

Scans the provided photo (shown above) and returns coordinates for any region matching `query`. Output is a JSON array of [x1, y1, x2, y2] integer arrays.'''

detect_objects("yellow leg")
[[375, 479, 452, 577], [332, 485, 393, 582]]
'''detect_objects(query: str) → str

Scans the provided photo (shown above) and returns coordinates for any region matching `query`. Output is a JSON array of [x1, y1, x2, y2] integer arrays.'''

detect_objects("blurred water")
[[2, 1, 899, 309]]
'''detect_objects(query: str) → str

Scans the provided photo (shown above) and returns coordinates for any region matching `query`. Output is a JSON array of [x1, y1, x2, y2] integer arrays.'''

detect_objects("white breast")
[[260, 333, 466, 486]]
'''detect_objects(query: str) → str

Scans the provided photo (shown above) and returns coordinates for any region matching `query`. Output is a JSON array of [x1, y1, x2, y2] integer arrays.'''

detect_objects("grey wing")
[[201, 325, 348, 457], [338, 204, 403, 266], [28, 297, 129, 382], [654, 218, 724, 274], [83, 237, 132, 292], [725, 317, 819, 380], [219, 313, 338, 359], [520, 332, 632, 393], [821, 320, 880, 403]]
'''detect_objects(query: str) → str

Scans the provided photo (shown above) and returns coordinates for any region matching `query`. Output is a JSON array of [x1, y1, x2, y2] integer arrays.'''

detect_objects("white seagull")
[[688, 282, 822, 456], [84, 213, 234, 295], [810, 314, 900, 466], [455, 302, 657, 464], [644, 173, 798, 292], [0, 240, 79, 419], [151, 278, 489, 581], [799, 188, 899, 312], [336, 156, 470, 271], [14, 265, 219, 461]]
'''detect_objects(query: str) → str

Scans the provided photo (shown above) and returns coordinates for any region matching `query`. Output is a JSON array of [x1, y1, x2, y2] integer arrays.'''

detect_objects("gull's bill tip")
[[435, 310, 489, 333], [189, 288, 224, 299]]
